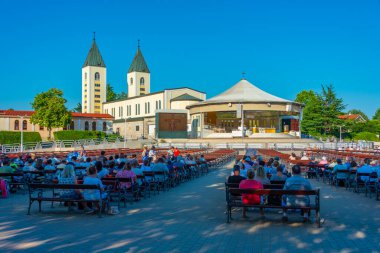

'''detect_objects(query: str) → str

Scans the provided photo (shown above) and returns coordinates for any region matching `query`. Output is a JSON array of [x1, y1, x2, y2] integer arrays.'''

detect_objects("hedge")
[[54, 130, 108, 140], [353, 132, 379, 141], [0, 131, 42, 144]]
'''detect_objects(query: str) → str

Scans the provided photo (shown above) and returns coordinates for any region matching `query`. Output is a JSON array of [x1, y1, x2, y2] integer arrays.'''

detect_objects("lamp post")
[[339, 125, 343, 143]]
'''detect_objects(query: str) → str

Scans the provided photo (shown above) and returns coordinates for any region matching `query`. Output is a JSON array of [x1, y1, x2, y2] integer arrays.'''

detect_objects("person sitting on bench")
[[239, 169, 263, 218], [282, 165, 313, 222]]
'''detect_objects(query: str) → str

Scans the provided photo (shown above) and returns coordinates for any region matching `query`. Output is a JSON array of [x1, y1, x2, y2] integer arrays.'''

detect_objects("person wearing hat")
[[228, 165, 246, 184]]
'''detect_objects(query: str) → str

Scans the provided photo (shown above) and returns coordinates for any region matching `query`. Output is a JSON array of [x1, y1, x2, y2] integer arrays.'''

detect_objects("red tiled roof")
[[0, 110, 34, 116], [338, 114, 360, 120], [0, 110, 113, 119]]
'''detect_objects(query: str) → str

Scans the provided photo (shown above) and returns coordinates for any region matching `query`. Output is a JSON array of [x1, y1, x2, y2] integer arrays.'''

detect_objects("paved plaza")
[[1, 163, 380, 253]]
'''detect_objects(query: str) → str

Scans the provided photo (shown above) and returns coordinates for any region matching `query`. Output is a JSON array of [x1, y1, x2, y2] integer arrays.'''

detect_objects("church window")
[[95, 95, 100, 98], [85, 121, 89, 131], [95, 100, 100, 103], [148, 102, 150, 113], [95, 84, 100, 87], [95, 106, 100, 109], [95, 89, 100, 92], [70, 121, 74, 130], [159, 100, 162, 109], [95, 72, 100, 80], [23, 120, 27, 130], [14, 120, 19, 130], [92, 122, 96, 131], [103, 122, 107, 131], [140, 77, 145, 85], [130, 78, 133, 85], [136, 126, 140, 131]]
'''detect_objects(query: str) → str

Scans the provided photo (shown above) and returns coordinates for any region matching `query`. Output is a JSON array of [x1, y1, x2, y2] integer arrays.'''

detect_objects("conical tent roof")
[[206, 79, 291, 103]]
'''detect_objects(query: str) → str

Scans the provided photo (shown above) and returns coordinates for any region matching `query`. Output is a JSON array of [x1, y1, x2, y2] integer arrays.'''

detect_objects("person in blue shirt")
[[282, 165, 313, 222], [332, 158, 349, 185]]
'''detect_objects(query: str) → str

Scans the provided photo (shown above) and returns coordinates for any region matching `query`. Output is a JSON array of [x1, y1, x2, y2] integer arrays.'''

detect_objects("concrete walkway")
[[0, 163, 380, 253]]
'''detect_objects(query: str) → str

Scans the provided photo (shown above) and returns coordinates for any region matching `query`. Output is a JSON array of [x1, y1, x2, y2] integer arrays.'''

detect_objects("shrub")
[[0, 131, 42, 144], [54, 130, 107, 140], [353, 132, 379, 141]]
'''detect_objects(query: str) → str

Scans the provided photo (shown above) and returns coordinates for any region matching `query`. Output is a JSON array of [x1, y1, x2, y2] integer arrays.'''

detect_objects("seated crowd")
[[0, 145, 210, 214]]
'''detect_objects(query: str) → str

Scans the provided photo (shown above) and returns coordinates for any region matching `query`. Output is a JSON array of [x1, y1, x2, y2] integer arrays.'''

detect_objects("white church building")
[[100, 43, 205, 139]]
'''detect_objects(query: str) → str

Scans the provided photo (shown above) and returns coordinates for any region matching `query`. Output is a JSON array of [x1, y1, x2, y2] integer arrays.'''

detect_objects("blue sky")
[[1, 0, 379, 117]]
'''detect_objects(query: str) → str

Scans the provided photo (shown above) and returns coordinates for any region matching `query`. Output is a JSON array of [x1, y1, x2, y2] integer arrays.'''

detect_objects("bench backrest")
[[28, 183, 100, 190], [228, 188, 319, 196]]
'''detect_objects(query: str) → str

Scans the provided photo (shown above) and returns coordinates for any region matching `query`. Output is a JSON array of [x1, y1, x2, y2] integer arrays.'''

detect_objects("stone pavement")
[[1, 163, 380, 253]]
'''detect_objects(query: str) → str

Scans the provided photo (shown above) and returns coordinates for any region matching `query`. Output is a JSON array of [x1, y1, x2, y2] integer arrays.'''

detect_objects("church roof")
[[171, 93, 203, 102], [128, 47, 150, 73], [83, 39, 106, 68], [204, 79, 292, 104]]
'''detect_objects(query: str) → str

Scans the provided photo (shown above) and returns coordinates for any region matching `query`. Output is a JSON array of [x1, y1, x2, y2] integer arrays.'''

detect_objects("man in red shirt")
[[239, 169, 263, 218]]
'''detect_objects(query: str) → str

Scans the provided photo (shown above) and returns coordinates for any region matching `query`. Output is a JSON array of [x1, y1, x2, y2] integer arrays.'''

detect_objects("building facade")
[[0, 110, 113, 140], [82, 36, 107, 114], [102, 44, 205, 139]]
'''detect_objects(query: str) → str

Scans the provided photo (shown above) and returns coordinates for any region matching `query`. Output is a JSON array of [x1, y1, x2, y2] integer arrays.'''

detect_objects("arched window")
[[140, 77, 145, 85], [130, 77, 133, 85], [14, 120, 19, 130], [103, 122, 107, 131], [70, 120, 74, 130], [92, 122, 96, 131], [85, 121, 89, 131], [95, 72, 100, 80], [22, 120, 27, 130]]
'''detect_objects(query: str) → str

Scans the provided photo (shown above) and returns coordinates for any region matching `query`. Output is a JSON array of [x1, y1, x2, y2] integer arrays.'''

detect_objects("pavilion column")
[[299, 108, 303, 138]]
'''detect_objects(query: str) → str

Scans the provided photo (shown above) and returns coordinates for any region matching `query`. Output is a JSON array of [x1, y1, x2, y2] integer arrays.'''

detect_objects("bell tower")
[[127, 40, 150, 98], [82, 33, 106, 113]]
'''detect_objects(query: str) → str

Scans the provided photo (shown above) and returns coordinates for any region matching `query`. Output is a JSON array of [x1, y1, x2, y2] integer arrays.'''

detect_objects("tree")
[[30, 88, 71, 140], [320, 84, 345, 135], [295, 90, 324, 135], [373, 108, 380, 120], [106, 84, 117, 101], [347, 109, 369, 121], [116, 91, 128, 100], [72, 103, 82, 112]]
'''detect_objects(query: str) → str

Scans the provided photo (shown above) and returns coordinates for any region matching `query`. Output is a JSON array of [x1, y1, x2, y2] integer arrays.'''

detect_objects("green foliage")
[[373, 108, 380, 120], [72, 103, 82, 112], [351, 120, 380, 134], [296, 84, 345, 136], [30, 88, 71, 139], [106, 84, 117, 101], [353, 132, 379, 141], [347, 109, 369, 121], [116, 91, 128, 100], [107, 84, 128, 101], [54, 130, 107, 140], [0, 131, 42, 144]]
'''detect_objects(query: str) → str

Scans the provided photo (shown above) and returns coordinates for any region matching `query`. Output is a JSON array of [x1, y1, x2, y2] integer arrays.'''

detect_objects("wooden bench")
[[27, 183, 108, 217], [0, 172, 27, 192], [225, 186, 321, 227]]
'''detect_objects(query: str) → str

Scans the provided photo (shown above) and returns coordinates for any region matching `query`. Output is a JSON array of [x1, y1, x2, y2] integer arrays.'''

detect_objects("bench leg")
[[27, 200, 33, 215], [316, 209, 321, 228], [38, 200, 42, 212]]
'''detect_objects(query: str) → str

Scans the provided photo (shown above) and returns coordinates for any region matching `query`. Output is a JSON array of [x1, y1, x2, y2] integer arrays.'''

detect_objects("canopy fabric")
[[206, 79, 292, 104]]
